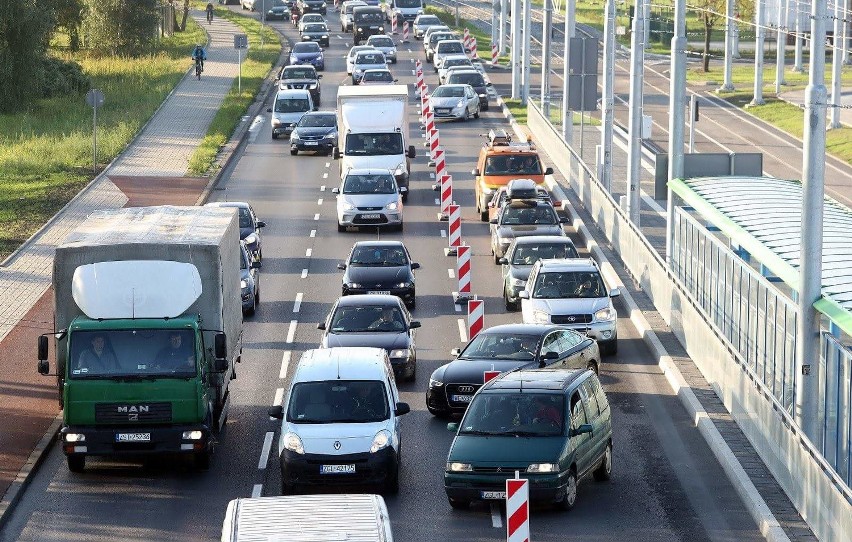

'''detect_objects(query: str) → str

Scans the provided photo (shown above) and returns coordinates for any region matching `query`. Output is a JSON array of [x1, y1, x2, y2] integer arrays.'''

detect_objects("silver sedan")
[[429, 84, 481, 121]]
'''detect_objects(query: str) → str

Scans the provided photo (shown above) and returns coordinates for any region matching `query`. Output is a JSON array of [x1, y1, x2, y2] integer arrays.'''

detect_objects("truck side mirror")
[[407, 145, 416, 158], [544, 167, 554, 175], [214, 333, 227, 361], [268, 405, 284, 419], [38, 360, 49, 375], [471, 168, 480, 176], [257, 221, 266, 228], [38, 335, 48, 362], [333, 147, 341, 159]]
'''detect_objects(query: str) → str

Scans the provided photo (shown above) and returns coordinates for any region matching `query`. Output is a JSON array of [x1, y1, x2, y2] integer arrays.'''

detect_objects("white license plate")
[[481, 491, 506, 500], [361, 214, 381, 219], [304, 141, 318, 145], [451, 394, 473, 403], [368, 290, 390, 295], [320, 464, 356, 474], [115, 432, 151, 442]]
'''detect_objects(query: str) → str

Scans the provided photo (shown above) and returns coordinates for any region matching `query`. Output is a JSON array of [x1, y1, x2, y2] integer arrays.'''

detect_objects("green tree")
[[52, 0, 86, 51], [694, 0, 754, 72], [0, 0, 54, 112], [81, 0, 160, 54]]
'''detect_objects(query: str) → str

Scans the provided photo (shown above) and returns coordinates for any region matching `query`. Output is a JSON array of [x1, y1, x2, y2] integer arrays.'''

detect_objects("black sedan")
[[426, 323, 600, 417], [204, 201, 266, 263], [265, 0, 291, 19], [318, 295, 420, 381], [290, 111, 337, 155], [338, 241, 418, 308]]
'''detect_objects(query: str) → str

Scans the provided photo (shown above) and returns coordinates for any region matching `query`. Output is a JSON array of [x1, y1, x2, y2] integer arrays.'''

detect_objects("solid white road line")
[[301, 268, 308, 278], [448, 269, 455, 278], [318, 198, 324, 205], [251, 484, 263, 498], [457, 319, 467, 342], [490, 503, 503, 528], [306, 248, 313, 257], [293, 292, 303, 313], [286, 320, 298, 343], [280, 351, 291, 379], [258, 432, 274, 469], [310, 229, 316, 238], [314, 213, 320, 221]]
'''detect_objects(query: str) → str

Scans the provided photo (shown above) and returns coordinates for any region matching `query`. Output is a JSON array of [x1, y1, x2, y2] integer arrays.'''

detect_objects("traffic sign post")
[[506, 477, 530, 542], [234, 34, 248, 94], [85, 89, 105, 175]]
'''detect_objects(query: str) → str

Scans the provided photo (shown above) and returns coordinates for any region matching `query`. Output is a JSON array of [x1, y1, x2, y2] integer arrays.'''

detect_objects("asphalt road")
[[0, 10, 765, 542]]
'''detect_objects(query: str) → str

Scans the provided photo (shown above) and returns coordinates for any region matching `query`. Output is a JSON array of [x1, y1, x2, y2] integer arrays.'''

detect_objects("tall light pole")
[[666, 0, 687, 261], [750, 0, 766, 106], [511, 0, 521, 98], [627, 0, 645, 225], [541, 0, 553, 117], [795, 0, 828, 442], [499, 0, 508, 55], [775, 0, 788, 94], [521, 0, 532, 105], [719, 0, 735, 91], [561, 0, 576, 144], [830, 0, 843, 129], [600, 0, 616, 192], [793, 0, 804, 72]]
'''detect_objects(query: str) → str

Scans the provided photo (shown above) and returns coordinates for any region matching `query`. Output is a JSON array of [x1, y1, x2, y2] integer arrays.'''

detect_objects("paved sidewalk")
[[0, 9, 243, 512]]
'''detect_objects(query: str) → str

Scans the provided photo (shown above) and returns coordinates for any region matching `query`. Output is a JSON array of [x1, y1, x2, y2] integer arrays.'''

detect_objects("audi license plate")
[[361, 214, 381, 219], [115, 432, 151, 442], [451, 394, 473, 403], [304, 141, 318, 146], [368, 290, 390, 295], [481, 491, 506, 500], [320, 464, 356, 474]]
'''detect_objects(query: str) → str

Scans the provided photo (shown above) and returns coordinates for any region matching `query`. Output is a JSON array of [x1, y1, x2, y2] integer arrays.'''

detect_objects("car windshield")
[[459, 333, 539, 361], [448, 73, 484, 86], [484, 154, 543, 175], [430, 33, 453, 46], [363, 70, 393, 82], [240, 246, 249, 270], [293, 42, 320, 53], [297, 114, 335, 127], [287, 380, 389, 423], [350, 245, 408, 266], [444, 58, 471, 69], [461, 393, 564, 436], [343, 174, 396, 194], [304, 23, 326, 31], [348, 47, 372, 59], [370, 37, 393, 47], [417, 15, 440, 25], [356, 52, 384, 64], [329, 305, 406, 333], [437, 42, 464, 54], [500, 204, 557, 225], [283, 67, 315, 79], [275, 97, 311, 113], [345, 132, 404, 156], [236, 207, 253, 228], [433, 86, 465, 98], [396, 0, 420, 7], [511, 243, 578, 265], [354, 12, 383, 22], [533, 270, 606, 299], [69, 329, 196, 379]]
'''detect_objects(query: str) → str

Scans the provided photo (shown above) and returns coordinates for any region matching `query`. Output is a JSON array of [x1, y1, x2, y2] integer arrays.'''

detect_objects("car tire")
[[504, 287, 519, 311], [401, 192, 408, 203], [290, 148, 298, 155], [558, 468, 578, 511], [593, 442, 613, 481], [448, 497, 470, 510], [405, 363, 415, 382], [483, 103, 490, 111], [337, 222, 346, 232], [245, 296, 256, 316], [494, 251, 501, 264], [194, 448, 212, 470], [352, 77, 357, 85], [586, 361, 598, 375], [272, 133, 278, 140], [474, 107, 480, 119], [477, 199, 488, 222], [396, 221, 404, 232], [600, 339, 618, 356], [406, 298, 416, 310], [392, 58, 397, 64], [67, 455, 85, 473]]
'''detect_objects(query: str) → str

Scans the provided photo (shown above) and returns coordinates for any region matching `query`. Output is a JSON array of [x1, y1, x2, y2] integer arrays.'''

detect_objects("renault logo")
[[458, 385, 475, 393], [333, 441, 341, 450]]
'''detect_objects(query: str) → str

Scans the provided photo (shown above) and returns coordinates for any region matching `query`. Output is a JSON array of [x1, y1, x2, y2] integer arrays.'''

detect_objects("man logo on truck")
[[117, 405, 150, 421]]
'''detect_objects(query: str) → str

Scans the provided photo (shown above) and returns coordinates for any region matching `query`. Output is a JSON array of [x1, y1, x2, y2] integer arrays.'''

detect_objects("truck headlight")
[[394, 163, 406, 176], [282, 432, 305, 454], [594, 307, 617, 322], [244, 233, 257, 245], [64, 433, 86, 442], [527, 463, 558, 473], [182, 430, 204, 440], [240, 279, 248, 289], [447, 462, 472, 472], [370, 430, 392, 453], [386, 201, 398, 211], [533, 310, 550, 324]]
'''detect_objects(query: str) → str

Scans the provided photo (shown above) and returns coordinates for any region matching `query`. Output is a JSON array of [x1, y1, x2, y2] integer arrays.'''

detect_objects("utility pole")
[[491, 0, 499, 50], [719, 0, 735, 91], [794, 0, 804, 72], [600, 0, 616, 192], [795, 0, 828, 443], [499, 0, 507, 55], [541, 0, 553, 117], [844, 0, 851, 65], [666, 0, 687, 261], [750, 0, 766, 106], [511, 0, 521, 98], [830, 0, 843, 129], [775, 0, 788, 94], [627, 0, 645, 225], [561, 0, 576, 144], [521, 0, 532, 105]]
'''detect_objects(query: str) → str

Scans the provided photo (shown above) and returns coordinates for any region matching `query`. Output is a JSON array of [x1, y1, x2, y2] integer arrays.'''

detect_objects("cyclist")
[[191, 44, 206, 77], [206, 2, 214, 23]]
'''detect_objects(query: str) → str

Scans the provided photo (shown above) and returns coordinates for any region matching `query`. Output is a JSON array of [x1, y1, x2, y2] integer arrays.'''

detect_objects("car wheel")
[[290, 148, 298, 155], [406, 298, 416, 310], [586, 361, 598, 375], [483, 103, 490, 111], [494, 250, 501, 264], [245, 296, 256, 316], [337, 222, 346, 232], [67, 455, 85, 473], [396, 221, 404, 232], [474, 107, 480, 119], [352, 77, 357, 85], [477, 199, 488, 222], [405, 363, 415, 382], [593, 442, 613, 481], [392, 58, 397, 64], [272, 133, 278, 140], [194, 448, 212, 470], [401, 192, 408, 203], [558, 469, 578, 511], [448, 497, 470, 510], [504, 287, 519, 311], [384, 462, 400, 494]]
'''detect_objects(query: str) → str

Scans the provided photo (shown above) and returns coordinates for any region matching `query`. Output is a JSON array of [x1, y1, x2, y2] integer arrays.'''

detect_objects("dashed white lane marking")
[[258, 432, 274, 469], [336, 35, 344, 40], [273, 387, 284, 407], [411, 69, 416, 75], [457, 318, 467, 342], [323, 172, 329, 179], [320, 185, 326, 191], [434, 198, 440, 205], [314, 213, 320, 221], [280, 351, 292, 379], [251, 484, 263, 498], [306, 248, 313, 257], [490, 503, 503, 528], [440, 229, 447, 238], [455, 303, 462, 312], [325, 162, 331, 168], [293, 292, 303, 313], [448, 269, 455, 278], [310, 229, 316, 238], [318, 198, 324, 205], [429, 173, 435, 179], [285, 320, 298, 343], [301, 268, 309, 278]]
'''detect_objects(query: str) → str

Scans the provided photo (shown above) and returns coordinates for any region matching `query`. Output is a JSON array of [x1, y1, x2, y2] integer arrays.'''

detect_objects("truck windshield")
[[354, 11, 383, 23], [396, 0, 420, 7], [288, 380, 389, 423], [345, 133, 404, 156], [69, 329, 197, 379], [461, 393, 564, 436]]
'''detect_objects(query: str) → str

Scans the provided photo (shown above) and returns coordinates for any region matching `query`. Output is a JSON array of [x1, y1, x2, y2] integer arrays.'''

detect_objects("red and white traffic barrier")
[[506, 478, 530, 542], [468, 298, 484, 341], [391, 14, 397, 34], [454, 245, 472, 303], [469, 37, 478, 59], [463, 28, 471, 49], [429, 127, 439, 158], [439, 174, 453, 218], [491, 42, 499, 66], [434, 146, 446, 179], [402, 21, 409, 42], [428, 145, 442, 168], [484, 368, 501, 383], [447, 203, 461, 254]]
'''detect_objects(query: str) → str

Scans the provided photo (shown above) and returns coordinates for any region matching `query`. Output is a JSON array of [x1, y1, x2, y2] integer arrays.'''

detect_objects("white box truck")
[[334, 84, 415, 199], [220, 494, 393, 541], [37, 206, 243, 472]]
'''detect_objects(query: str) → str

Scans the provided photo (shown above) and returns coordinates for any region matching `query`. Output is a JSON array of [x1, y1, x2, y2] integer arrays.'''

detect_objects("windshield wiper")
[[498, 430, 543, 437], [460, 429, 500, 436]]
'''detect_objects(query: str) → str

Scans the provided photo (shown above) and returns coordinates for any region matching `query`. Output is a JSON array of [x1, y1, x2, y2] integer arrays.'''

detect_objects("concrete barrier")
[[527, 102, 852, 542]]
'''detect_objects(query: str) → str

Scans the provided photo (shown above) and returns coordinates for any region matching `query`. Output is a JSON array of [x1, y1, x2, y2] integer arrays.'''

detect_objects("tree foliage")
[[53, 0, 86, 50], [0, 0, 55, 111], [693, 0, 754, 72], [81, 0, 160, 54]]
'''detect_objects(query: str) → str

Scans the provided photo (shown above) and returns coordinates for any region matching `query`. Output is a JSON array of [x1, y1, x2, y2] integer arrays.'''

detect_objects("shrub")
[[40, 57, 90, 99]]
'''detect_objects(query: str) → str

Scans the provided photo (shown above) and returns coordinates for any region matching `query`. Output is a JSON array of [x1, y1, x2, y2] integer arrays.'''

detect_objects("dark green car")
[[444, 368, 612, 510]]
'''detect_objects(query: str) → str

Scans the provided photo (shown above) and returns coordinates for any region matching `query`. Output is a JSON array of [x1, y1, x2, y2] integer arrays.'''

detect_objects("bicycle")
[[206, 10, 213, 24], [194, 58, 203, 80]]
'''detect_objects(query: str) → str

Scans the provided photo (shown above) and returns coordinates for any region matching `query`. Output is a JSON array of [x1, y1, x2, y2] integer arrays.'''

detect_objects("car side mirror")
[[472, 168, 480, 176], [489, 218, 498, 224], [407, 145, 416, 158], [446, 422, 459, 432], [337, 263, 346, 270], [559, 216, 570, 224], [450, 347, 461, 356], [545, 167, 554, 175], [333, 147, 341, 159], [518, 291, 529, 299], [486, 82, 492, 86], [317, 322, 326, 330], [267, 107, 273, 112], [331, 187, 340, 194], [399, 186, 408, 193], [497, 257, 508, 264], [610, 287, 621, 298], [268, 405, 284, 419], [395, 402, 411, 416], [572, 423, 593, 437], [251, 261, 261, 269], [411, 262, 420, 270], [214, 332, 227, 361], [317, 74, 323, 78], [409, 321, 421, 329], [257, 221, 266, 228], [542, 351, 559, 360], [393, 79, 398, 82], [38, 335, 48, 362]]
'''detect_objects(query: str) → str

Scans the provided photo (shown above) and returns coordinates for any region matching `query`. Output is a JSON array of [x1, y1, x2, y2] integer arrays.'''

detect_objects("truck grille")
[[551, 314, 593, 325], [95, 402, 172, 423]]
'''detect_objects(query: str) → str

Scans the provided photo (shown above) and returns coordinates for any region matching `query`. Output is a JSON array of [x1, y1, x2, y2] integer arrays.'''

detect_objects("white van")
[[268, 347, 411, 494], [221, 493, 393, 541], [268, 88, 314, 139]]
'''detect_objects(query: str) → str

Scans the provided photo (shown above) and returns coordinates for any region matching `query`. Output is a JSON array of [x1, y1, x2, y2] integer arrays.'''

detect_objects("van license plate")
[[481, 491, 506, 500], [321, 464, 355, 474], [451, 395, 473, 403], [115, 433, 151, 442]]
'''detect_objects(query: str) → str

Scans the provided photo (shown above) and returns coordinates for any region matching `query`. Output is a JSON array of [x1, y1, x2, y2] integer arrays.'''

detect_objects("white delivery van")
[[221, 494, 393, 542]]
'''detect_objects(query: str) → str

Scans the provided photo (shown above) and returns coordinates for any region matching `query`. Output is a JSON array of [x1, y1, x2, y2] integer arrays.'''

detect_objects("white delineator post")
[[506, 477, 530, 542], [467, 299, 484, 340], [491, 42, 499, 67], [391, 13, 397, 35]]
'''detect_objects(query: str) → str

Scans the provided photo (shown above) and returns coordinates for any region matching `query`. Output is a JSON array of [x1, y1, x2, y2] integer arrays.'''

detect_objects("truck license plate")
[[451, 394, 473, 403], [481, 491, 506, 500], [115, 432, 151, 442], [320, 464, 356, 474]]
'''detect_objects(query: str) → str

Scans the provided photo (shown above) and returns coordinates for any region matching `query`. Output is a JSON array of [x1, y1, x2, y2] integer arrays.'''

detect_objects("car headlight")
[[394, 281, 411, 288], [182, 430, 204, 440], [282, 432, 305, 454], [378, 26, 384, 31], [455, 99, 466, 109], [527, 463, 559, 473], [244, 233, 257, 245], [394, 163, 406, 176], [308, 83, 318, 89], [510, 277, 526, 286], [354, 69, 363, 74], [533, 310, 550, 324], [429, 377, 444, 387], [370, 430, 392, 453], [272, 119, 282, 126], [64, 433, 86, 442], [342, 201, 355, 211], [346, 282, 362, 288], [478, 93, 486, 97], [290, 131, 301, 139], [389, 349, 408, 358], [323, 132, 337, 140], [447, 462, 472, 472], [357, 26, 363, 31], [595, 307, 617, 322], [322, 34, 328, 38], [386, 201, 398, 211]]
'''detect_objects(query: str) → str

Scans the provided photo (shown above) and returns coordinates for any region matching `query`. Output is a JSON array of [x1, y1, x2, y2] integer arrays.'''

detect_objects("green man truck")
[[37, 206, 243, 472]]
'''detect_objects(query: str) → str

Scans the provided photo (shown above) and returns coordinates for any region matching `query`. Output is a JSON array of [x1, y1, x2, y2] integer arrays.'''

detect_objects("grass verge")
[[0, 20, 206, 260], [186, 5, 282, 175]]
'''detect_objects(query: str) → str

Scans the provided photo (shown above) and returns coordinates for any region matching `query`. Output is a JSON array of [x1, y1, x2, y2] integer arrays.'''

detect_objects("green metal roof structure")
[[669, 176, 852, 336]]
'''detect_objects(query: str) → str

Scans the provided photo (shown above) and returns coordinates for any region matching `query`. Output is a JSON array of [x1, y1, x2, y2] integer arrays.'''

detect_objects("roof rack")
[[486, 129, 512, 147]]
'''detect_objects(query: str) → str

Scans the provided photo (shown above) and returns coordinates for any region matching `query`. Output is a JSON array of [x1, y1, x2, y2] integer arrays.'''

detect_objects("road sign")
[[506, 478, 530, 542], [234, 34, 248, 49], [85, 89, 105, 109]]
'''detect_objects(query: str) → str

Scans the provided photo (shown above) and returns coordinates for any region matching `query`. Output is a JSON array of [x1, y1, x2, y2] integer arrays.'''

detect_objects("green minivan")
[[444, 368, 612, 510]]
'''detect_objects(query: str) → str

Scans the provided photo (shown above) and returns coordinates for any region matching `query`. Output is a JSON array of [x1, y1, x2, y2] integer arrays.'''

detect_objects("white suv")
[[519, 258, 620, 355]]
